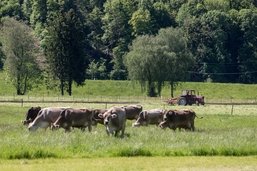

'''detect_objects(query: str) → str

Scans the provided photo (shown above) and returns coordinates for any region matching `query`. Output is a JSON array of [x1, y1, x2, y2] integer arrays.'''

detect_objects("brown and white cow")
[[51, 108, 93, 132], [98, 106, 126, 137], [122, 105, 143, 120], [22, 106, 41, 125], [159, 109, 201, 131], [132, 109, 165, 127], [28, 107, 68, 131]]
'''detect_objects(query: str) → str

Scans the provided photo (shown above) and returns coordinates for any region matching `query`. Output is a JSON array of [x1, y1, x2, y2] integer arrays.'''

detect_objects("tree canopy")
[[1, 0, 257, 96], [125, 27, 192, 97]]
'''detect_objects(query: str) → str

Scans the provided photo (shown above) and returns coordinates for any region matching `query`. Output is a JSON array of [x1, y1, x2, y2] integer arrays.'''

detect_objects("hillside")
[[1, 71, 257, 101]]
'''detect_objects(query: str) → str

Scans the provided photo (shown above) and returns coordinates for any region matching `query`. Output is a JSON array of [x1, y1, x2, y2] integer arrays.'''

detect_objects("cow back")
[[123, 105, 142, 120]]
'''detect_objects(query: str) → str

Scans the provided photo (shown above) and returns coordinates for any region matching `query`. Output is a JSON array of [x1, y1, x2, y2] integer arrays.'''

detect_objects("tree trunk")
[[68, 79, 72, 96], [148, 81, 156, 97], [60, 80, 64, 96], [17, 74, 22, 95], [170, 82, 174, 98], [22, 74, 28, 95]]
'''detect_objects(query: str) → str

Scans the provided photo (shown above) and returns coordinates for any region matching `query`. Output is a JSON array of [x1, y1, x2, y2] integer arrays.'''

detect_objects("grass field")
[[0, 103, 256, 160], [1, 156, 257, 171], [2, 71, 257, 101], [1, 71, 257, 170]]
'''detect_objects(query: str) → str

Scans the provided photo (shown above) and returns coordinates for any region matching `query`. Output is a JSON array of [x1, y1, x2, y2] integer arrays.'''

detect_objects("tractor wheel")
[[178, 97, 187, 106]]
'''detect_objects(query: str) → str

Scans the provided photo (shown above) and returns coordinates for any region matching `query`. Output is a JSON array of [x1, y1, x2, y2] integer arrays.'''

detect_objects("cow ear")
[[98, 114, 104, 118], [168, 111, 174, 115], [111, 114, 117, 118]]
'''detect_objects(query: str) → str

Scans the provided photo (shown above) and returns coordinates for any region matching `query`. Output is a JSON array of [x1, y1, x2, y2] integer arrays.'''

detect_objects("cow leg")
[[191, 121, 195, 131], [81, 127, 86, 131], [88, 124, 92, 132], [105, 128, 110, 136], [120, 123, 126, 138], [65, 127, 71, 132], [114, 131, 119, 137]]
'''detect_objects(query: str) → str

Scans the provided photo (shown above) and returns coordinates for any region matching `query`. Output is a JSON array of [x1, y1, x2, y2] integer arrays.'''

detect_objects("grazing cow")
[[22, 106, 41, 125], [28, 107, 68, 131], [99, 107, 126, 137], [122, 105, 143, 120], [133, 109, 165, 127], [52, 108, 93, 132], [92, 109, 108, 126], [159, 109, 201, 131]]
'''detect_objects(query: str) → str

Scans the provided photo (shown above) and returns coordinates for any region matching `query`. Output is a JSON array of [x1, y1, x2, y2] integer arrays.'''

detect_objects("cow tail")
[[194, 112, 203, 119]]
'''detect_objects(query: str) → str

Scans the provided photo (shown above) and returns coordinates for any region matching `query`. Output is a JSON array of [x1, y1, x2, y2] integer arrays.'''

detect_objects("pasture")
[[0, 103, 257, 159], [0, 99, 257, 170]]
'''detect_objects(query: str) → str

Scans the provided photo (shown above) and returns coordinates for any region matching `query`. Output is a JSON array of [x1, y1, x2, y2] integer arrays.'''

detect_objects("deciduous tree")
[[0, 17, 42, 95], [125, 27, 192, 97]]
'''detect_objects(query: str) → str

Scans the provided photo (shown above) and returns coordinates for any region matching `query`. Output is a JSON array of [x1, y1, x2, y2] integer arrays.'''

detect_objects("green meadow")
[[1, 71, 257, 101], [0, 71, 257, 170], [0, 104, 256, 159]]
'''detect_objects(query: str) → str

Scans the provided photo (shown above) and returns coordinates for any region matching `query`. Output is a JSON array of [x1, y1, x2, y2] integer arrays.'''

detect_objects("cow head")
[[23, 106, 41, 125], [92, 109, 106, 125], [159, 110, 173, 129], [28, 122, 38, 131], [133, 111, 148, 127], [99, 112, 117, 126]]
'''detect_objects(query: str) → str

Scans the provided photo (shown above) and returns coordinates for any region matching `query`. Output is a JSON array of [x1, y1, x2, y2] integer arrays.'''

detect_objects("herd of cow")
[[22, 105, 201, 137]]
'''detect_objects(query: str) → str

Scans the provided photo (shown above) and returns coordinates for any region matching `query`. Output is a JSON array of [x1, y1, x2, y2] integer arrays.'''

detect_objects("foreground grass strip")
[[0, 156, 257, 171]]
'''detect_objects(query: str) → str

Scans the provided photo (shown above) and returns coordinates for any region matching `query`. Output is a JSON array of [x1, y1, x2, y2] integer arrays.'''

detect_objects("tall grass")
[[0, 105, 256, 159]]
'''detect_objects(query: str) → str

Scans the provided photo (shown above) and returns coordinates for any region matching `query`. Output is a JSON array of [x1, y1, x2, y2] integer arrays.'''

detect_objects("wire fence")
[[1, 95, 257, 107]]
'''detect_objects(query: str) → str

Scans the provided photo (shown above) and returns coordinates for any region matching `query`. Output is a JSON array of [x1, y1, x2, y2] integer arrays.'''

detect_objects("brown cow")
[[52, 108, 93, 132], [28, 107, 69, 131], [22, 106, 41, 125], [159, 109, 201, 131], [133, 109, 165, 127], [122, 105, 143, 120], [98, 106, 126, 137]]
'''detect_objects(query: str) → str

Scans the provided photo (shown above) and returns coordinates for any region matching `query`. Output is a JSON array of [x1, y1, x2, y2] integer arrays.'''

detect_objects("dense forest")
[[0, 0, 257, 96]]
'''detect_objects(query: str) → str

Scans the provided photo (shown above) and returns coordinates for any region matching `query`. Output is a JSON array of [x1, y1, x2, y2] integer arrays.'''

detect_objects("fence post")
[[231, 105, 234, 115], [21, 99, 23, 107]]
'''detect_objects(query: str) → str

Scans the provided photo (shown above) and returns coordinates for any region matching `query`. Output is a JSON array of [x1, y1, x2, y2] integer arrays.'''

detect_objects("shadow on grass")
[[8, 150, 57, 159], [116, 148, 152, 157]]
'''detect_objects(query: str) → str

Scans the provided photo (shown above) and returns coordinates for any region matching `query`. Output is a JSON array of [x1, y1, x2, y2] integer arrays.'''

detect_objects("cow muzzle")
[[28, 125, 37, 132], [22, 119, 32, 125], [104, 120, 109, 126]]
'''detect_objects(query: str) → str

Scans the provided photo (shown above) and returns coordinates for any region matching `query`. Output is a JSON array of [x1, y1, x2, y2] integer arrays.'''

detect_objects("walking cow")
[[51, 108, 93, 132], [98, 106, 126, 137], [159, 109, 201, 131]]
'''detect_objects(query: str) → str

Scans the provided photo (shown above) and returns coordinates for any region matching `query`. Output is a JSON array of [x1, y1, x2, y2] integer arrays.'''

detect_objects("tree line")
[[0, 0, 257, 97]]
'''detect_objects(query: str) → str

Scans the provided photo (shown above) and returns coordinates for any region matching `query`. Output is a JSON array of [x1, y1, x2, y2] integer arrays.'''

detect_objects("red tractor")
[[166, 89, 205, 106]]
